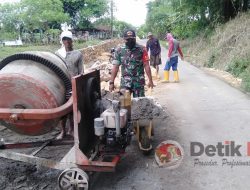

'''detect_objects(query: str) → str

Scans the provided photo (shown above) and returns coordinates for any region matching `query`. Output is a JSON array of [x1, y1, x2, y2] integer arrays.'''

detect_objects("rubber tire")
[[140, 127, 151, 155]]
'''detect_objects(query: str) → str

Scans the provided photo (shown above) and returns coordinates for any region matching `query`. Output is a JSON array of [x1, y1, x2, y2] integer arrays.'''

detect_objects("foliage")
[[137, 24, 147, 39], [93, 17, 134, 37], [145, 0, 172, 38], [0, 0, 110, 42], [61, 0, 109, 29], [113, 20, 134, 37], [0, 32, 19, 41], [226, 58, 250, 77], [145, 0, 250, 39], [240, 68, 250, 92], [20, 0, 69, 32], [0, 3, 22, 37], [0, 0, 69, 42], [225, 57, 250, 92]]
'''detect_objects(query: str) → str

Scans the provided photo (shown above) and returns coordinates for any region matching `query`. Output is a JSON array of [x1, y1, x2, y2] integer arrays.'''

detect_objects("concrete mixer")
[[0, 51, 133, 190], [0, 51, 72, 135]]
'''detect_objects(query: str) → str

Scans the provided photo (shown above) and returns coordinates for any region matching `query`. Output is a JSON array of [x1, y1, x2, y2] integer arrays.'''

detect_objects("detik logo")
[[190, 141, 245, 157]]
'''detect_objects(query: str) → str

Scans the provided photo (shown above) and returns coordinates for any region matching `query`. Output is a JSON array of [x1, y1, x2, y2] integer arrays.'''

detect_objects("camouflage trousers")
[[121, 77, 145, 98], [132, 87, 145, 97], [121, 86, 145, 98]]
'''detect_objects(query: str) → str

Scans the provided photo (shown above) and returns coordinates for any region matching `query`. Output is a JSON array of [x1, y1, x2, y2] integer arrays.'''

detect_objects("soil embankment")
[[183, 13, 250, 92]]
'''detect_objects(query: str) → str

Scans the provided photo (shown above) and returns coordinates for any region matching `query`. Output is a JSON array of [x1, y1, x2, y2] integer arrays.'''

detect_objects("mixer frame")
[[0, 70, 124, 189]]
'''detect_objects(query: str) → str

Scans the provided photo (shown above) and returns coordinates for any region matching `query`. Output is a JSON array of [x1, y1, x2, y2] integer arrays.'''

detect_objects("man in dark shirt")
[[146, 32, 161, 79]]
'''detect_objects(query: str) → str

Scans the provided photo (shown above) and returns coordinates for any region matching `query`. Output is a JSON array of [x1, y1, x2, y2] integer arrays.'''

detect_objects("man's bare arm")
[[109, 65, 119, 91], [110, 65, 119, 82], [144, 61, 154, 88]]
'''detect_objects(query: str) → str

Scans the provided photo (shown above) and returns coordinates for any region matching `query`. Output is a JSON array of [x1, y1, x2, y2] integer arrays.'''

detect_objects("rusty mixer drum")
[[0, 51, 71, 135]]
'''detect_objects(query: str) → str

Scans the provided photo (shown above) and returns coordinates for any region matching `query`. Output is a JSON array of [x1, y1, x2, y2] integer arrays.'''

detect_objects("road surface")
[[92, 39, 250, 190]]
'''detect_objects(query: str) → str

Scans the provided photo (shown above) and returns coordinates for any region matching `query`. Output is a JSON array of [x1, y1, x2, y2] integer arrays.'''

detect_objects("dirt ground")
[[0, 125, 74, 190], [0, 119, 171, 190]]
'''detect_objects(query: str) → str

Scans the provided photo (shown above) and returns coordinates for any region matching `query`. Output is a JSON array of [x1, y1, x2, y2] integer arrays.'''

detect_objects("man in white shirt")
[[55, 30, 84, 139]]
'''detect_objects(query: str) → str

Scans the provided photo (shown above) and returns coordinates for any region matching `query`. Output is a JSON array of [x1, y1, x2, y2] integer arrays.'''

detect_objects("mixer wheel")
[[58, 168, 89, 190], [140, 128, 151, 155]]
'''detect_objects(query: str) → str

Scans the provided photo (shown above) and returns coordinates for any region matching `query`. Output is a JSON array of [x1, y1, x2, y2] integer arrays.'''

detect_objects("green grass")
[[226, 58, 250, 77], [226, 58, 250, 92], [0, 39, 101, 60], [240, 69, 250, 92], [205, 52, 217, 68]]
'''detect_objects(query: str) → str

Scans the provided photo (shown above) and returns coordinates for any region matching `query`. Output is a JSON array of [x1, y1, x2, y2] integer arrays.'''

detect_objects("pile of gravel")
[[131, 97, 167, 120], [101, 91, 167, 121]]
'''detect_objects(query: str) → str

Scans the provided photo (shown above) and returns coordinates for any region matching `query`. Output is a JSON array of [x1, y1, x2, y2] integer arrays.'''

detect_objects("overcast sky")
[[0, 0, 19, 3], [113, 0, 150, 27], [0, 0, 150, 27]]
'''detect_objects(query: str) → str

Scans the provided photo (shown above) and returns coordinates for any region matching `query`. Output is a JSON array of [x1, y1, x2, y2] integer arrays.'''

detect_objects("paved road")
[[92, 40, 250, 190]]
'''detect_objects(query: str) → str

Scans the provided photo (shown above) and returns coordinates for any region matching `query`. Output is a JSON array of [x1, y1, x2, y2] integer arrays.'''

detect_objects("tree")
[[16, 0, 69, 43], [0, 3, 23, 39], [20, 0, 69, 32], [137, 24, 147, 39], [93, 17, 134, 37], [113, 20, 134, 37], [145, 0, 250, 38], [61, 0, 109, 29], [145, 0, 173, 38]]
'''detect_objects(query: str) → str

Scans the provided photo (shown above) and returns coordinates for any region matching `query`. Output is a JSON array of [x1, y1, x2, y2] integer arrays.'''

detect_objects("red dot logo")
[[155, 140, 184, 169]]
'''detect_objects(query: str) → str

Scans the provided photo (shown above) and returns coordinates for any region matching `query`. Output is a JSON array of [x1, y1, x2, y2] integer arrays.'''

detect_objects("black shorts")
[[150, 54, 162, 67]]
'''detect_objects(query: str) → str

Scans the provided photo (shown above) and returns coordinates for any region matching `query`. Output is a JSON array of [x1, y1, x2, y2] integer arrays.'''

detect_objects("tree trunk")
[[242, 0, 249, 11], [223, 0, 236, 21]]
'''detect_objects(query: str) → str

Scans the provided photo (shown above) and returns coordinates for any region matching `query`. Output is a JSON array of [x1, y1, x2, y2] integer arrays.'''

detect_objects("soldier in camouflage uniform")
[[109, 29, 154, 97]]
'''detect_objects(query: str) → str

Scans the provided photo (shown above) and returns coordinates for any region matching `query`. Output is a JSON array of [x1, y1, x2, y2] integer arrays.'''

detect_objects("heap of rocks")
[[131, 97, 167, 121], [81, 39, 122, 64], [101, 91, 167, 122]]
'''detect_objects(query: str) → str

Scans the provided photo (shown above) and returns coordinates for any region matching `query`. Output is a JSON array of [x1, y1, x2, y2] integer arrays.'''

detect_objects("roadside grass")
[[0, 39, 101, 60], [241, 69, 250, 92], [226, 58, 250, 92], [184, 12, 250, 93], [226, 58, 250, 77]]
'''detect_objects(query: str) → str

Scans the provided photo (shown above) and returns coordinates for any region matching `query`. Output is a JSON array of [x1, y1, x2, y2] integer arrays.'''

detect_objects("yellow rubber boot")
[[161, 71, 169, 83], [174, 70, 179, 82]]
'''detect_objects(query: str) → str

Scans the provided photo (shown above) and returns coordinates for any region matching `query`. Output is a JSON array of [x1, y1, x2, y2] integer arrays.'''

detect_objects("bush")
[[226, 58, 250, 92], [205, 51, 217, 68], [0, 32, 19, 41], [226, 59, 250, 77], [240, 68, 250, 92]]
